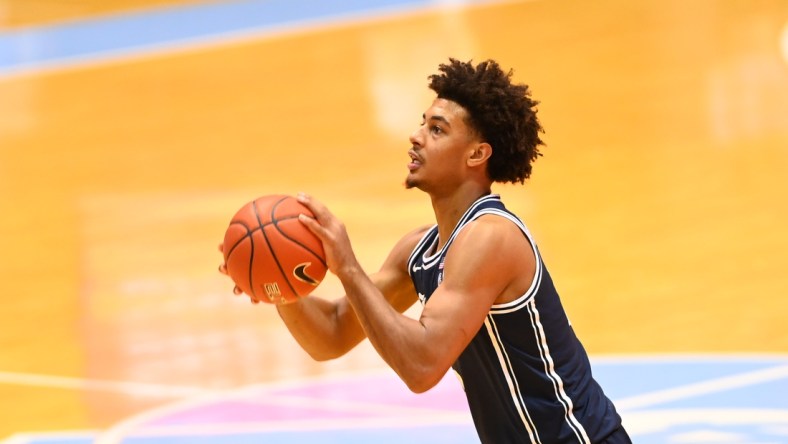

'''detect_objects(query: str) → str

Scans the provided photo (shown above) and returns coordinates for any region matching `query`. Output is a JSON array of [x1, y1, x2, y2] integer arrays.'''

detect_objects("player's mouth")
[[408, 149, 422, 171]]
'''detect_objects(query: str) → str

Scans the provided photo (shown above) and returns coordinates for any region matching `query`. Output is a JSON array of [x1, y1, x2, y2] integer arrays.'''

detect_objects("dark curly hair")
[[428, 58, 544, 184]]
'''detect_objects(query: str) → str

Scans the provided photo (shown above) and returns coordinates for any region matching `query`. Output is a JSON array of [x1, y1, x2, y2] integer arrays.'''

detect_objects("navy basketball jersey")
[[407, 194, 623, 444]]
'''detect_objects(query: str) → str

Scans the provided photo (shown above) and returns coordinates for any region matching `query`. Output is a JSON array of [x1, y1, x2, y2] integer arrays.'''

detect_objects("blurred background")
[[1, 0, 787, 442]]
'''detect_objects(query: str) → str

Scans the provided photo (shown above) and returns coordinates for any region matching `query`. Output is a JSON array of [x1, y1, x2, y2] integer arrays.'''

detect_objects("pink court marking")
[[146, 371, 469, 428]]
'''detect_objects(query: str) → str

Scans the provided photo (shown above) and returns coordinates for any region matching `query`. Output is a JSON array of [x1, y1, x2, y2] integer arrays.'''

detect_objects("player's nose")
[[408, 126, 424, 147]]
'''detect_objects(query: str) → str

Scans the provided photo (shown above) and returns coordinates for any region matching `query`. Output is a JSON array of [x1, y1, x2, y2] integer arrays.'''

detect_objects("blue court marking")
[[589, 355, 788, 401], [0, 0, 489, 76]]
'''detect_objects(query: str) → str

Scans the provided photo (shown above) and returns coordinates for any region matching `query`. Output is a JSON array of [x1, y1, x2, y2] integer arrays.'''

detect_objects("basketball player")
[[221, 59, 630, 443]]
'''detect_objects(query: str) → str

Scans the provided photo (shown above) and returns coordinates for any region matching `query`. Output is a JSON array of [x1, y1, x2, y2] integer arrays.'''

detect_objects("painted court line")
[[4, 357, 787, 443], [91, 368, 430, 444], [0, 371, 210, 398], [615, 363, 788, 410], [112, 414, 473, 438], [623, 408, 788, 435], [244, 393, 466, 417], [1, 430, 97, 444]]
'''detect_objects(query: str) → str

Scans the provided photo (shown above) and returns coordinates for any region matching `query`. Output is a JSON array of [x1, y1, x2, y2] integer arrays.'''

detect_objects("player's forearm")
[[337, 266, 446, 393], [275, 297, 354, 361]]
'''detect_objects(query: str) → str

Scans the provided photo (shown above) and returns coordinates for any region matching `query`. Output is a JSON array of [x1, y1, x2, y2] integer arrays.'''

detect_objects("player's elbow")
[[286, 326, 358, 362], [305, 350, 335, 362], [399, 366, 445, 394], [303, 344, 350, 362], [405, 379, 437, 394], [300, 333, 362, 361]]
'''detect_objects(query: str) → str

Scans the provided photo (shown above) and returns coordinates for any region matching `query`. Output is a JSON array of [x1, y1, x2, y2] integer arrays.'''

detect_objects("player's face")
[[406, 98, 479, 192]]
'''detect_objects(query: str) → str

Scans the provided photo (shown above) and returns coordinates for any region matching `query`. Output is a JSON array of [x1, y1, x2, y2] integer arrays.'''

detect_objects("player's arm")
[[274, 228, 424, 361], [299, 194, 534, 393], [406, 216, 535, 389]]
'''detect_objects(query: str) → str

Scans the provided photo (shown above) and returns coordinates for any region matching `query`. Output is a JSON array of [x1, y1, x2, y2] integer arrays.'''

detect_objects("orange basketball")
[[222, 195, 326, 304]]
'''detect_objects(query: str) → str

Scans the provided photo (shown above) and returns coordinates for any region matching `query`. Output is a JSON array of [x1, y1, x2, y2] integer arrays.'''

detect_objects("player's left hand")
[[217, 242, 260, 303]]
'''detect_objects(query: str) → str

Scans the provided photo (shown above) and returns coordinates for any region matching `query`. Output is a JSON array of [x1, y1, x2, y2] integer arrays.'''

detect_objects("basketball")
[[222, 194, 326, 304]]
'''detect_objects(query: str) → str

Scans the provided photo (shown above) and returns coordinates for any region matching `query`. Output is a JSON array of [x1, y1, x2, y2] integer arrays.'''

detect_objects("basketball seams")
[[223, 195, 326, 304], [224, 215, 313, 298], [249, 200, 271, 301], [224, 221, 252, 259], [261, 196, 299, 300], [271, 217, 327, 267]]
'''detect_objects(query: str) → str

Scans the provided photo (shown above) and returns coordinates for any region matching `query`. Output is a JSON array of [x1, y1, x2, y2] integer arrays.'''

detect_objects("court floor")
[[1, 0, 787, 442], [3, 356, 788, 443]]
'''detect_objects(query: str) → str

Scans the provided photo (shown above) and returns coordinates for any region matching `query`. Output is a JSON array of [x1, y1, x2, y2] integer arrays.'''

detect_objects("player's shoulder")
[[375, 225, 435, 294], [468, 212, 521, 233], [395, 225, 434, 253], [377, 225, 433, 267], [454, 213, 527, 252]]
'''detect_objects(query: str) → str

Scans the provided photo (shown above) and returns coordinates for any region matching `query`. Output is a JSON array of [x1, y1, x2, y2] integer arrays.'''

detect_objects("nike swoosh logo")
[[412, 264, 423, 272], [293, 262, 320, 286]]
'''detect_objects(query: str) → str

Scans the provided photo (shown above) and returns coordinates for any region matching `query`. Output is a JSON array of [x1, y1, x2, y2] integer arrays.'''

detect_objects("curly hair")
[[428, 58, 544, 184]]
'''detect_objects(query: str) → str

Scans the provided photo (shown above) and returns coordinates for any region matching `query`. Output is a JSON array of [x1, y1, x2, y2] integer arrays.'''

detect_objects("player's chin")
[[404, 170, 424, 189]]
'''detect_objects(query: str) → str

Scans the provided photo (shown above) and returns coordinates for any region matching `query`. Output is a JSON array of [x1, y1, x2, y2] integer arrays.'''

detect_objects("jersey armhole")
[[471, 209, 543, 313]]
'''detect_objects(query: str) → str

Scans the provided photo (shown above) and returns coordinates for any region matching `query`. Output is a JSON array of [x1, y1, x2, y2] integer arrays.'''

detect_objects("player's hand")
[[296, 193, 362, 280], [217, 242, 259, 303]]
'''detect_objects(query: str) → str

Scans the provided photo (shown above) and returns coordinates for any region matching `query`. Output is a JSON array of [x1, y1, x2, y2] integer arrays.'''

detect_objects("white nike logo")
[[412, 264, 423, 272]]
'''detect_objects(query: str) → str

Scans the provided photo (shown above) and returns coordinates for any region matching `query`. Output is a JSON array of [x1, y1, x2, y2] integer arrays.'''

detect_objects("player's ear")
[[467, 142, 492, 167]]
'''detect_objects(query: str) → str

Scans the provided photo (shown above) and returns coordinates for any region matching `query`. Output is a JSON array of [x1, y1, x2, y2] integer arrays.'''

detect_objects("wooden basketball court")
[[1, 0, 786, 440]]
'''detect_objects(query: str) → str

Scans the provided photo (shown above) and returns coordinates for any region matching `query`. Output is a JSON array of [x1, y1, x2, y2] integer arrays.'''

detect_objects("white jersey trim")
[[410, 194, 591, 442], [476, 205, 591, 442], [406, 226, 437, 278], [470, 208, 542, 314], [526, 300, 591, 443], [418, 194, 501, 270], [484, 315, 541, 444]]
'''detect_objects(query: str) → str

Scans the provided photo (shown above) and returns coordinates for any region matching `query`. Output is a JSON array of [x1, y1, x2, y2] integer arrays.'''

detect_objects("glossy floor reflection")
[[0, 0, 786, 441]]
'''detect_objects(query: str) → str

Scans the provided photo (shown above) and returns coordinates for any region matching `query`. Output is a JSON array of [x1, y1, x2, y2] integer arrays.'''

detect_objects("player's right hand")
[[296, 193, 362, 281]]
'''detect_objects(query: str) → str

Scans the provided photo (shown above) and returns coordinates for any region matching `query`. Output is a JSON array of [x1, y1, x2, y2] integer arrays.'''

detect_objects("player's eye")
[[430, 125, 443, 135]]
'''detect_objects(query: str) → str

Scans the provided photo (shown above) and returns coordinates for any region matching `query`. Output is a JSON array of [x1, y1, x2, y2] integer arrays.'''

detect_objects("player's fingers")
[[233, 285, 243, 295], [296, 192, 331, 222], [218, 243, 224, 253], [298, 212, 326, 240], [218, 263, 228, 275]]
